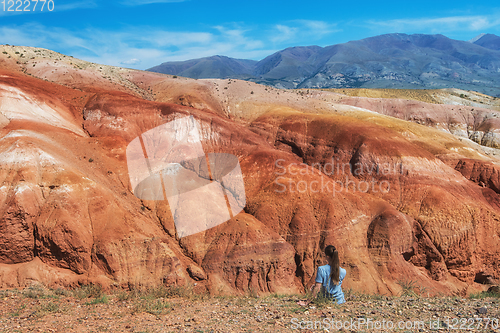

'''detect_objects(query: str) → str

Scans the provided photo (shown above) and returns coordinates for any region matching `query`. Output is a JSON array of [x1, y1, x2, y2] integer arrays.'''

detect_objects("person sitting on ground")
[[298, 245, 347, 306]]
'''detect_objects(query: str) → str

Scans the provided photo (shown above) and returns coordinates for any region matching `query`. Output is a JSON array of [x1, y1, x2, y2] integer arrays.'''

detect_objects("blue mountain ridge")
[[148, 33, 500, 96]]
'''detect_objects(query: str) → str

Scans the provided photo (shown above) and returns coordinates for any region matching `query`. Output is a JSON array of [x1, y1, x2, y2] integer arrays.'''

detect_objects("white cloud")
[[368, 15, 500, 34], [120, 0, 187, 5], [55, 1, 97, 11], [296, 20, 339, 36], [0, 20, 342, 69], [270, 20, 340, 45], [271, 25, 297, 43], [0, 26, 41, 45], [213, 26, 265, 51], [121, 58, 141, 65], [144, 31, 213, 47], [0, 23, 273, 69]]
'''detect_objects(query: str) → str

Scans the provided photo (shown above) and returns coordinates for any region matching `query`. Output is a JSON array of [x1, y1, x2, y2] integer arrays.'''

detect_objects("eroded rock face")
[[247, 111, 500, 293], [454, 159, 500, 193], [0, 64, 499, 296]]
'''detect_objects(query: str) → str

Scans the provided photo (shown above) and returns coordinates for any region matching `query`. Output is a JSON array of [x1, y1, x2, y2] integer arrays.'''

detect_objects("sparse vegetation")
[[22, 284, 57, 299], [53, 288, 70, 297], [469, 291, 500, 299], [132, 298, 170, 315], [397, 279, 420, 297], [0, 285, 498, 330], [35, 301, 61, 317], [9, 304, 26, 317], [86, 294, 109, 305], [312, 292, 338, 307], [73, 283, 104, 299], [115, 289, 133, 301]]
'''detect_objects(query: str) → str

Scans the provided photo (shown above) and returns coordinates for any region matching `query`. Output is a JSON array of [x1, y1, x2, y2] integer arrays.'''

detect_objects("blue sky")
[[1, 0, 499, 69]]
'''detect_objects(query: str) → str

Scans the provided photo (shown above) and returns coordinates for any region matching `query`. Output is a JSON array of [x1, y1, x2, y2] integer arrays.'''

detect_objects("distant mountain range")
[[470, 33, 500, 50], [148, 33, 500, 96]]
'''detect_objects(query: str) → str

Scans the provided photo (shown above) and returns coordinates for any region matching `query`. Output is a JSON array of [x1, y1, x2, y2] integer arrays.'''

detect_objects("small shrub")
[[268, 293, 289, 299], [132, 298, 170, 315], [73, 284, 103, 299], [88, 158, 94, 163], [115, 290, 134, 301], [52, 288, 70, 297], [313, 292, 335, 307], [35, 301, 61, 317], [165, 284, 196, 299], [23, 285, 49, 299], [397, 279, 419, 297], [86, 294, 108, 305], [172, 75, 177, 78]]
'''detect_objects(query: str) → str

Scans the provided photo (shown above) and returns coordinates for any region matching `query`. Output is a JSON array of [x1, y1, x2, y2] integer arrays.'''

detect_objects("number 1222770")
[[2, 0, 54, 11]]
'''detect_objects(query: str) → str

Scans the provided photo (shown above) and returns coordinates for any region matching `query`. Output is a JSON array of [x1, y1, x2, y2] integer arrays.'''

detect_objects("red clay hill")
[[0, 45, 499, 296]]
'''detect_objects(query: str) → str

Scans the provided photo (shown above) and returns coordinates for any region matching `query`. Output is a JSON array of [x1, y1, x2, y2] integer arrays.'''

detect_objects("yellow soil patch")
[[324, 88, 440, 104]]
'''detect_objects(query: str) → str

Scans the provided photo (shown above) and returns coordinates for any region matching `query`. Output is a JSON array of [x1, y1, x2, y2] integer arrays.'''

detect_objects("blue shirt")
[[315, 265, 346, 304]]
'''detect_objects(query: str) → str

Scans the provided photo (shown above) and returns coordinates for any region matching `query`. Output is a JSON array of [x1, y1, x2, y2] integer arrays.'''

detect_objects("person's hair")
[[325, 245, 340, 285]]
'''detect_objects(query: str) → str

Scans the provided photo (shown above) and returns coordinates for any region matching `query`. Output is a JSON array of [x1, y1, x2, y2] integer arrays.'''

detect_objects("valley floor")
[[0, 286, 499, 332]]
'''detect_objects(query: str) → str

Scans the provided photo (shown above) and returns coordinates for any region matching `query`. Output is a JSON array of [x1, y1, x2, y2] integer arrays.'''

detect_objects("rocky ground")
[[0, 285, 499, 332]]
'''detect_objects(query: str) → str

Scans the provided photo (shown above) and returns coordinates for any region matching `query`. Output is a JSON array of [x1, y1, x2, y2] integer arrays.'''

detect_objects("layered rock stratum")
[[0, 44, 499, 296]]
